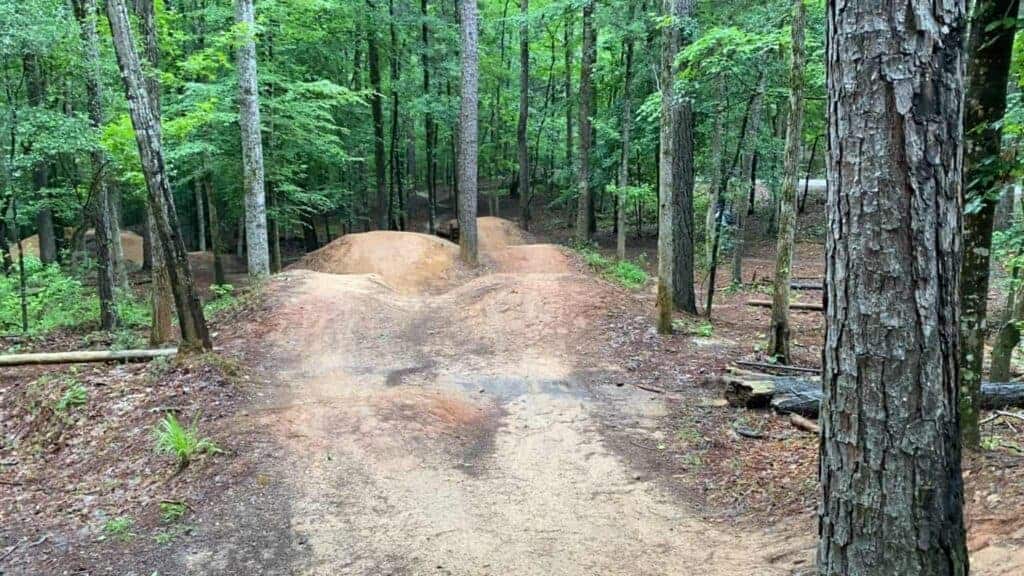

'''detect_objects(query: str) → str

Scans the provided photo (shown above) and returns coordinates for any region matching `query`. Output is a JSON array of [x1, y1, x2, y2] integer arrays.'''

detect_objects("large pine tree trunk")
[[671, 0, 697, 315], [72, 0, 119, 331], [235, 0, 270, 277], [574, 0, 595, 243], [616, 3, 635, 261], [818, 1, 968, 573], [517, 0, 530, 230], [656, 0, 679, 333], [958, 0, 1020, 448], [368, 7, 389, 231], [106, 0, 211, 351], [767, 0, 806, 364], [457, 0, 479, 265]]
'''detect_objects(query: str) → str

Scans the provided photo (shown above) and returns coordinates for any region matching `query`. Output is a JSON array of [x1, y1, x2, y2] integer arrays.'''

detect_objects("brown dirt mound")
[[477, 216, 526, 251], [10, 230, 145, 264], [292, 231, 459, 294], [487, 244, 573, 274]]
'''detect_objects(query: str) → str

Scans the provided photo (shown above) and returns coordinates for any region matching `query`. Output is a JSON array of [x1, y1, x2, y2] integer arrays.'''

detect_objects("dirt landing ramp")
[[293, 231, 459, 294]]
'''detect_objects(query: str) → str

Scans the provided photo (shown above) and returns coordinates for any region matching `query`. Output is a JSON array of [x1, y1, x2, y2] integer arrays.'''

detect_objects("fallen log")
[[789, 413, 820, 434], [747, 299, 823, 312], [791, 281, 823, 291], [0, 348, 177, 367], [722, 375, 1024, 418], [734, 360, 821, 375]]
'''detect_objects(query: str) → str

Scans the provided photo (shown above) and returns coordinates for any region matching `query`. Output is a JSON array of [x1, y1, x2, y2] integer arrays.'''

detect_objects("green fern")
[[153, 413, 221, 468]]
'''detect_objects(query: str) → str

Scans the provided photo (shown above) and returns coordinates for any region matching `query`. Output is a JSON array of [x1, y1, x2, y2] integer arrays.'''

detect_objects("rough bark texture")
[[235, 0, 270, 277], [671, 1, 696, 315], [767, 0, 807, 364], [958, 0, 1020, 448], [130, 0, 174, 345], [368, 7, 389, 231], [818, 1, 968, 574], [655, 0, 682, 333], [729, 73, 766, 286], [457, 0, 479, 265], [616, 4, 635, 261], [106, 0, 212, 351], [574, 0, 595, 244], [517, 0, 530, 230], [72, 0, 119, 331]]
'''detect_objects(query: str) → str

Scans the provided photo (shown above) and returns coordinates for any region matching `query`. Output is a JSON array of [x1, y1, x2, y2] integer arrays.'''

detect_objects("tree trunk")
[[24, 55, 57, 265], [617, 3, 635, 261], [991, 265, 1022, 382], [705, 82, 725, 267], [564, 12, 574, 184], [958, 0, 1020, 449], [767, 0, 806, 364], [656, 0, 680, 333], [671, 0, 697, 315], [728, 73, 766, 287], [268, 187, 281, 273], [204, 168, 226, 285], [72, 0, 119, 330], [458, 0, 479, 265], [818, 1, 968, 573], [797, 133, 820, 214], [574, 0, 595, 244], [130, 0, 174, 345], [235, 0, 270, 277], [106, 0, 212, 351], [422, 0, 437, 233], [517, 0, 530, 230], [195, 183, 206, 252], [368, 4, 389, 231]]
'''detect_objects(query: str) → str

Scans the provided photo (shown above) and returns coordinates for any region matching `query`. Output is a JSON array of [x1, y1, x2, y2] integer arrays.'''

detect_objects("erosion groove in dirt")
[[156, 219, 802, 575]]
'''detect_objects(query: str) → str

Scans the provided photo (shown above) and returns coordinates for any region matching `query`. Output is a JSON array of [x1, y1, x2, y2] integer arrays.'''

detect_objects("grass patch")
[[673, 318, 714, 338], [153, 413, 221, 468], [55, 380, 88, 412], [102, 516, 135, 542], [574, 245, 649, 289], [159, 501, 189, 523]]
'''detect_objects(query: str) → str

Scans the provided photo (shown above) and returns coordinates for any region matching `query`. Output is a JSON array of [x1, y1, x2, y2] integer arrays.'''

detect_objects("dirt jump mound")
[[477, 216, 526, 251], [294, 231, 459, 294], [487, 244, 574, 274]]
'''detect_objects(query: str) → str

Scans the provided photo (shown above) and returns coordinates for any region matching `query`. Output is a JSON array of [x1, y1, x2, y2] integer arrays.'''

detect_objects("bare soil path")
[[169, 222, 811, 575]]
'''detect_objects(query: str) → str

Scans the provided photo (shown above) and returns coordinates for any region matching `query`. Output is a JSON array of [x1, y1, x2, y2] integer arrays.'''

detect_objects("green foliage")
[[153, 413, 221, 468], [673, 318, 714, 337], [159, 501, 188, 523], [55, 380, 88, 412], [575, 244, 649, 289], [102, 517, 135, 542]]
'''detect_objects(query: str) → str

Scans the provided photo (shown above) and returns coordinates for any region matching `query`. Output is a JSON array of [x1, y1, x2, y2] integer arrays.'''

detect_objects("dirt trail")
[[175, 220, 814, 575]]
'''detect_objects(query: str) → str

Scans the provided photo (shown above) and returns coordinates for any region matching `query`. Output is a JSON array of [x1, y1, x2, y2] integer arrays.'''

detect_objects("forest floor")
[[3, 211, 1024, 575]]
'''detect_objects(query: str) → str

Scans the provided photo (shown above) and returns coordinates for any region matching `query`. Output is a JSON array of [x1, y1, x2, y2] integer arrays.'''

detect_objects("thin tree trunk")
[[368, 3, 389, 230], [991, 263, 1022, 382], [24, 56, 57, 265], [458, 0, 479, 265], [72, 0, 119, 330], [235, 0, 270, 277], [818, 0, 968, 572], [705, 82, 725, 267], [617, 4, 635, 261], [797, 133, 820, 214], [517, 0, 530, 230], [204, 166, 226, 285], [574, 0, 595, 243], [767, 0, 806, 364], [106, 0, 211, 350], [422, 0, 437, 233], [195, 183, 206, 252], [564, 12, 573, 175], [958, 0, 1020, 449], [729, 73, 766, 286]]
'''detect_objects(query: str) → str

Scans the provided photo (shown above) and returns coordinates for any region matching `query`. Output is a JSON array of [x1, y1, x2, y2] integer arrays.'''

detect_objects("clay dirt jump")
[[143, 218, 816, 575]]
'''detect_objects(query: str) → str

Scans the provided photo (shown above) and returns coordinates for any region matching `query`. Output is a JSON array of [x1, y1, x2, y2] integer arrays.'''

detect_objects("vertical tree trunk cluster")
[[958, 0, 1020, 448], [422, 0, 438, 233], [235, 0, 270, 277], [574, 0, 595, 244], [818, 1, 968, 573], [767, 0, 806, 364], [729, 73, 766, 287], [457, 0, 479, 265], [106, 0, 211, 351], [368, 3, 389, 231]]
